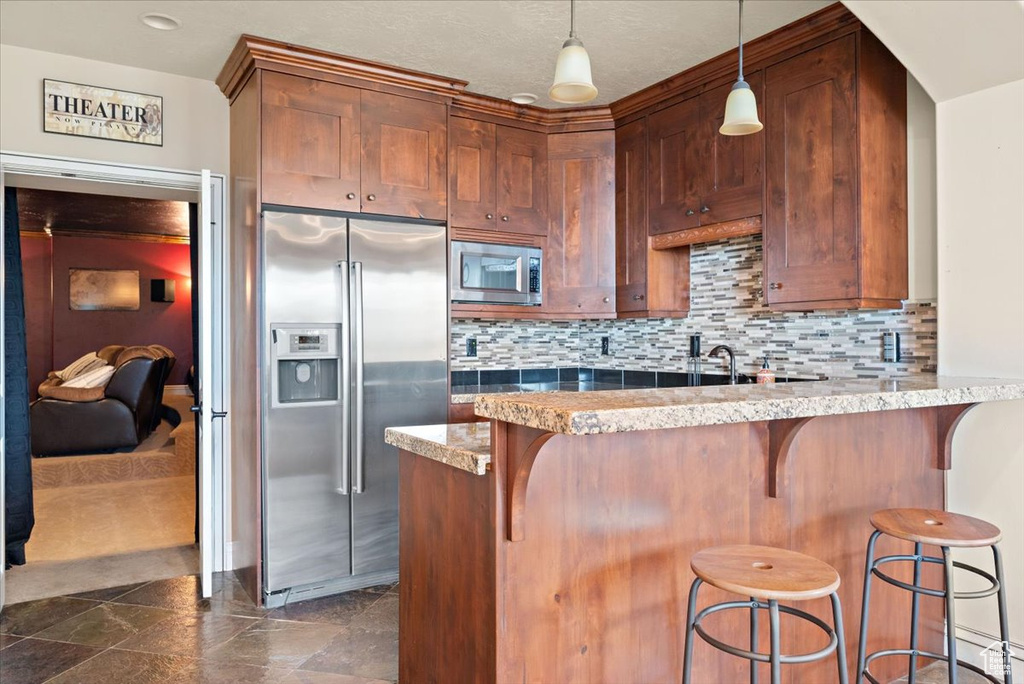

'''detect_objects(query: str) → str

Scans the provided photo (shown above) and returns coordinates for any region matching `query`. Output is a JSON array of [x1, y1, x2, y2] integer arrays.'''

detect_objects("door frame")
[[0, 150, 230, 606]]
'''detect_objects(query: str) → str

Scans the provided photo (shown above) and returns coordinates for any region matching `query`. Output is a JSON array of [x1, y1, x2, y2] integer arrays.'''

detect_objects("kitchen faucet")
[[708, 344, 737, 384]]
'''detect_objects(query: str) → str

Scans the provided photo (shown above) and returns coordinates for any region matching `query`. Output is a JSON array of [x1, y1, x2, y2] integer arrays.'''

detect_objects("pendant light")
[[720, 0, 763, 136], [549, 0, 598, 104]]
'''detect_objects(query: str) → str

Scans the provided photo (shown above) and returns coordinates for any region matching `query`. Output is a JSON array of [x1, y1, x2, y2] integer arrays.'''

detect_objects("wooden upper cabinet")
[[615, 118, 690, 318], [544, 131, 615, 316], [261, 71, 361, 213], [699, 71, 764, 226], [449, 118, 497, 230], [496, 126, 548, 236], [648, 96, 704, 235], [361, 90, 447, 221], [764, 32, 907, 310]]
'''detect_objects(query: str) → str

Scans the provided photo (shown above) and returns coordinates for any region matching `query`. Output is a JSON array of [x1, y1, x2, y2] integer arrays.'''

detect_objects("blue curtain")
[[4, 186, 34, 566]]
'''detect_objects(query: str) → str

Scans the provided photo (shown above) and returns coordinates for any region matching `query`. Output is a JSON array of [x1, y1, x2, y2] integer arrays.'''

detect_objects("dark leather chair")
[[148, 345, 176, 431], [30, 356, 164, 456]]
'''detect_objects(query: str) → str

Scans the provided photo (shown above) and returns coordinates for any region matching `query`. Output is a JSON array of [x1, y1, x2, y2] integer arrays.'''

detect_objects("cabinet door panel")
[[361, 90, 447, 220], [496, 126, 548, 235], [765, 36, 858, 304], [615, 119, 648, 312], [545, 132, 615, 315], [261, 72, 360, 212], [449, 118, 497, 230], [699, 72, 764, 225], [648, 96, 704, 235]]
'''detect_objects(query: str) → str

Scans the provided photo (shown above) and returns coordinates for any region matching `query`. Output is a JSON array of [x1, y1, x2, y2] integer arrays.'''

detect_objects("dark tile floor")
[[0, 573, 397, 684]]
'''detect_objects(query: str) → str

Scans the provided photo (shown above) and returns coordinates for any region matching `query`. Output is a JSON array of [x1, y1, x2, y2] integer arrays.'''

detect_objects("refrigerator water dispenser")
[[271, 325, 341, 406]]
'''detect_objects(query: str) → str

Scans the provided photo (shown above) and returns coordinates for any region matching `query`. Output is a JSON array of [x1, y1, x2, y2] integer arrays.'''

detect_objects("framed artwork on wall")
[[43, 79, 163, 146], [69, 268, 140, 311]]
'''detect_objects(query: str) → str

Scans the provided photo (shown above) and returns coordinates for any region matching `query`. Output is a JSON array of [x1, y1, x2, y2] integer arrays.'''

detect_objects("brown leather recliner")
[[148, 344, 176, 431], [30, 353, 165, 456]]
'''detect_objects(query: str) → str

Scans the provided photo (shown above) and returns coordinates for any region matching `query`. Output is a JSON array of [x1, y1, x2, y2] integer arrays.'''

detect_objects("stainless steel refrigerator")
[[261, 209, 447, 606]]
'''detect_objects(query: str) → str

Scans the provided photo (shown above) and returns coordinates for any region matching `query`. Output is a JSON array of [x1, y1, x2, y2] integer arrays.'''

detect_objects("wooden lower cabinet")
[[764, 32, 907, 310], [615, 118, 690, 317], [543, 131, 616, 317]]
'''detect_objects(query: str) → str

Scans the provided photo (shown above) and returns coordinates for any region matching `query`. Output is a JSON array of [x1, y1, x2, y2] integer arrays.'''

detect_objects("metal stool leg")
[[857, 530, 882, 684], [908, 541, 923, 684], [830, 592, 850, 684], [769, 599, 782, 684], [942, 546, 958, 684], [750, 597, 759, 684], [682, 578, 702, 684], [993, 545, 1013, 684]]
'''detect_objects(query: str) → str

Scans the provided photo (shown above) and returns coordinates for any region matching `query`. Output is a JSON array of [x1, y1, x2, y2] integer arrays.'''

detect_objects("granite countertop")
[[473, 376, 1024, 435], [385, 422, 491, 475], [451, 381, 640, 404]]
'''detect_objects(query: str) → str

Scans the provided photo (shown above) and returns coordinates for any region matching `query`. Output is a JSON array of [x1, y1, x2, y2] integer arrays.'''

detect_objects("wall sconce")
[[151, 278, 176, 303]]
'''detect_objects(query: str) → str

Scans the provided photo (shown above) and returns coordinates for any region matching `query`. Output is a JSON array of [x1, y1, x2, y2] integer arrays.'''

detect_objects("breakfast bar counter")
[[385, 376, 1024, 683]]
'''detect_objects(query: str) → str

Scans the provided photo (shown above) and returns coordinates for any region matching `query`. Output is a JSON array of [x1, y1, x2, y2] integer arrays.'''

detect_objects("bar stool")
[[682, 544, 849, 684], [856, 508, 1012, 684]]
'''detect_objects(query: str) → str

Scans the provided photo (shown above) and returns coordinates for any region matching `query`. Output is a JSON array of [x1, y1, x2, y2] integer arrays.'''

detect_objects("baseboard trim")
[[956, 625, 1024, 657], [165, 385, 193, 396]]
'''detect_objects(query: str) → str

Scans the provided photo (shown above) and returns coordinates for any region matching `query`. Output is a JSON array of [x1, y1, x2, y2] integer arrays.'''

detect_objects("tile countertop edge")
[[472, 377, 1024, 436], [385, 424, 491, 476]]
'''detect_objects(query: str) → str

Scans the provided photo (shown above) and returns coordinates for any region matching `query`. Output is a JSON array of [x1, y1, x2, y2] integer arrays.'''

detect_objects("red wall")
[[21, 236, 54, 401], [21, 234, 193, 395]]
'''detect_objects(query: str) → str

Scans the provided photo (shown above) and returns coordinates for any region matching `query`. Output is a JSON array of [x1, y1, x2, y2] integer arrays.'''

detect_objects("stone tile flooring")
[[0, 573, 397, 684]]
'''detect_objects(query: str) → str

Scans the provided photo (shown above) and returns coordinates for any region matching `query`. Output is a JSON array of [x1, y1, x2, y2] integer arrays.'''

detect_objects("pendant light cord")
[[737, 0, 745, 82], [570, 0, 577, 39]]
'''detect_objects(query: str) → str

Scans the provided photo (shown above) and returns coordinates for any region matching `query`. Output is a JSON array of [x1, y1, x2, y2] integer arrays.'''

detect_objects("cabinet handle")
[[367, 194, 376, 202], [700, 206, 710, 214], [486, 213, 494, 220], [769, 282, 784, 290], [501, 215, 509, 222], [632, 294, 645, 301], [346, 192, 356, 200], [685, 209, 695, 216]]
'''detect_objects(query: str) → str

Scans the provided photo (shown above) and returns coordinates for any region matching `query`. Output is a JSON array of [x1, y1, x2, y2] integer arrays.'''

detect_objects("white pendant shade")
[[549, 37, 598, 104], [720, 81, 763, 135]]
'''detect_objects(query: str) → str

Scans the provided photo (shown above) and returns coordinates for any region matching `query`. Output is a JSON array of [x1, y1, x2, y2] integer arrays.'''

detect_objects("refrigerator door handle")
[[352, 261, 366, 494], [337, 260, 351, 496]]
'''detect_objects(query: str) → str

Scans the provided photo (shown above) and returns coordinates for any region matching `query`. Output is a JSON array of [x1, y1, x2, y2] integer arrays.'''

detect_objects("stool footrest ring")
[[861, 648, 1006, 684], [693, 599, 838, 665], [871, 554, 1002, 600]]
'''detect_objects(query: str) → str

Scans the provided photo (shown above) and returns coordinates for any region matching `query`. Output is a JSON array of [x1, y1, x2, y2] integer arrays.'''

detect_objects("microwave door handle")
[[337, 260, 351, 496], [518, 255, 529, 295]]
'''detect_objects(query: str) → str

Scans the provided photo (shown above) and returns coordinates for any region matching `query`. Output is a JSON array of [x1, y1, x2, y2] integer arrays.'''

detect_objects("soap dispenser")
[[756, 356, 776, 384]]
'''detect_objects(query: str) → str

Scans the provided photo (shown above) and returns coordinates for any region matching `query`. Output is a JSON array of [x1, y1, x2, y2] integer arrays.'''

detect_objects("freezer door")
[[348, 218, 448, 576], [262, 211, 353, 594]]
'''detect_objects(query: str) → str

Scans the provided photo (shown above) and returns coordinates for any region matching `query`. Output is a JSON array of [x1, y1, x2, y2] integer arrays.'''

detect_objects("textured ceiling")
[[0, 0, 830, 106]]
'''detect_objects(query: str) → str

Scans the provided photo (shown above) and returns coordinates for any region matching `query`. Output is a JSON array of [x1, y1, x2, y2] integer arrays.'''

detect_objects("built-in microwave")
[[450, 240, 542, 306]]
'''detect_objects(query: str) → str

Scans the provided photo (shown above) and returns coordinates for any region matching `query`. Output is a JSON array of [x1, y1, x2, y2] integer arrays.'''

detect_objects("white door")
[[196, 169, 226, 598]]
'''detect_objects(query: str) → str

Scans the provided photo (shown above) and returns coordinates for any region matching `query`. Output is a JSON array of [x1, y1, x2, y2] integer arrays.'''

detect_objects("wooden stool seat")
[[690, 544, 840, 601], [870, 508, 1002, 548]]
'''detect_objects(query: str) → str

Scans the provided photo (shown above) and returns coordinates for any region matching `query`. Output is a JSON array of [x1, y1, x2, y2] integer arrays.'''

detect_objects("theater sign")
[[43, 79, 163, 146]]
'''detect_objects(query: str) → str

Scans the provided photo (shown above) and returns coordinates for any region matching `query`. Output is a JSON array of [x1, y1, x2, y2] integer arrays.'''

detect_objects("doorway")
[[0, 152, 227, 607]]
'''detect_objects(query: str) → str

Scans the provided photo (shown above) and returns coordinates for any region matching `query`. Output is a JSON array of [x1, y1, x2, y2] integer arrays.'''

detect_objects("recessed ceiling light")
[[139, 12, 182, 31], [510, 93, 538, 106]]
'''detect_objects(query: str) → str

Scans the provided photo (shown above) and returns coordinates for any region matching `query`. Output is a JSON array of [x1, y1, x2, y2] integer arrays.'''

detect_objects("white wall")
[[938, 78, 1024, 643], [0, 44, 228, 174], [907, 75, 937, 301]]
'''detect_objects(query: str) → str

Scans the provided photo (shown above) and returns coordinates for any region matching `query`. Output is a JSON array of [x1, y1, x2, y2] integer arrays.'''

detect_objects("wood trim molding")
[[766, 416, 816, 498], [450, 227, 541, 247], [451, 94, 613, 132], [504, 428, 557, 542], [651, 217, 761, 250], [610, 3, 859, 121], [217, 34, 470, 100], [47, 229, 190, 245], [768, 298, 906, 312], [935, 403, 978, 470]]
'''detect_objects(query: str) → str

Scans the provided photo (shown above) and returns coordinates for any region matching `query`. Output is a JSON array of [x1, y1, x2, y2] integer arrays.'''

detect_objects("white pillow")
[[56, 352, 107, 381], [62, 365, 115, 389]]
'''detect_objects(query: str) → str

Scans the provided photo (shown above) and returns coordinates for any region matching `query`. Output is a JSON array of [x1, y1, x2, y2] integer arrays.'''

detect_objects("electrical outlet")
[[601, 336, 610, 356], [466, 338, 477, 357], [882, 331, 901, 363]]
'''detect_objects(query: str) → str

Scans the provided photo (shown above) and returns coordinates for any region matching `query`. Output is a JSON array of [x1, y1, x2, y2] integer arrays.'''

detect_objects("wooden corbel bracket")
[[935, 403, 978, 470], [505, 430, 557, 542], [767, 416, 816, 498]]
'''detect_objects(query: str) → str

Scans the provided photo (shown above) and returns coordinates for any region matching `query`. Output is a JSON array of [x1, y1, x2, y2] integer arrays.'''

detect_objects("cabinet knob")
[[632, 294, 645, 301], [700, 205, 710, 214], [367, 194, 376, 202], [769, 282, 784, 290], [577, 302, 583, 308], [346, 192, 356, 200], [501, 215, 509, 222], [603, 297, 609, 303], [685, 209, 695, 216], [486, 213, 494, 220]]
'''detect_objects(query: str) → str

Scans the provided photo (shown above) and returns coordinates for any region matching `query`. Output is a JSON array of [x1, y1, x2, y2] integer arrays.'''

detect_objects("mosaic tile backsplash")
[[452, 233, 937, 379]]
